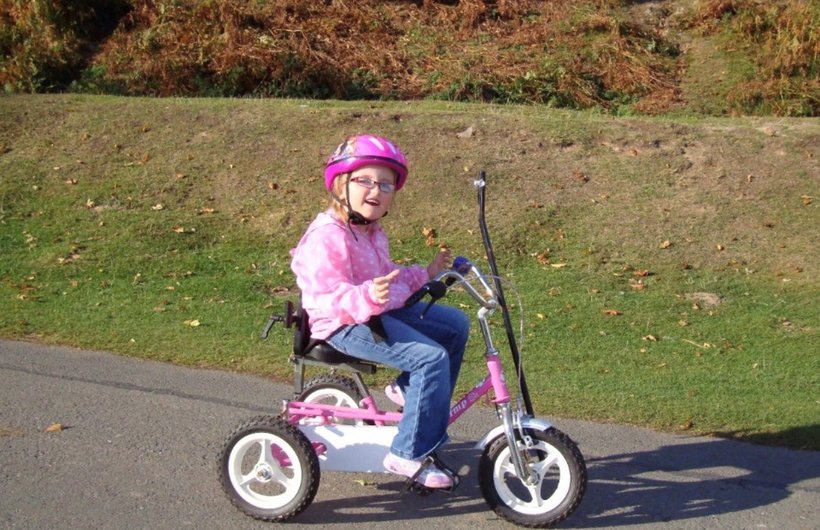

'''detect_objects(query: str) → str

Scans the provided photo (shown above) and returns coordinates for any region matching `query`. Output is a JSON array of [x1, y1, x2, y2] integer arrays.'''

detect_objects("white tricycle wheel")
[[479, 427, 586, 528], [218, 415, 319, 521]]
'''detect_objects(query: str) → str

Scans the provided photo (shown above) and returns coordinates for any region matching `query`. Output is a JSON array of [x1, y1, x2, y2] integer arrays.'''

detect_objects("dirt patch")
[[685, 292, 723, 307]]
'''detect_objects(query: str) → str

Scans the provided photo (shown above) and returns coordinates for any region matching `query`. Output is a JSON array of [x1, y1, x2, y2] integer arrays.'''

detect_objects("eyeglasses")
[[350, 177, 396, 194]]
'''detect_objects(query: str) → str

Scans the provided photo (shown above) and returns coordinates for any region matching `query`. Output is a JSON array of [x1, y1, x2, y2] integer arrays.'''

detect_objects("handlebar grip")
[[426, 280, 447, 299], [452, 256, 471, 274], [404, 284, 430, 308], [404, 280, 447, 308]]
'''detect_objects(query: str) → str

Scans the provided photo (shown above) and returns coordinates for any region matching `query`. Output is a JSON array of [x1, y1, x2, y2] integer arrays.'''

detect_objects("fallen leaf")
[[660, 240, 672, 249], [421, 227, 437, 246], [44, 423, 67, 433], [152, 204, 164, 211], [633, 269, 651, 277], [184, 319, 201, 327], [603, 309, 622, 316], [643, 334, 658, 342], [801, 195, 812, 206], [456, 126, 474, 139]]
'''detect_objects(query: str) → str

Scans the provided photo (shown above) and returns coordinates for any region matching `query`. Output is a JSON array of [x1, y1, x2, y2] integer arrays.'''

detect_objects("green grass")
[[1, 94, 817, 450]]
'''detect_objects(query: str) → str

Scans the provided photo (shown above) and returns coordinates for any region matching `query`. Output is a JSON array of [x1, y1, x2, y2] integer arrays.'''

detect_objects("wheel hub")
[[254, 463, 274, 482]]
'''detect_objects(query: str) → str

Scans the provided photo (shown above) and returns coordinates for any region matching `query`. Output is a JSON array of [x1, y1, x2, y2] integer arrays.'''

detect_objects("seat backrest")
[[292, 300, 312, 356]]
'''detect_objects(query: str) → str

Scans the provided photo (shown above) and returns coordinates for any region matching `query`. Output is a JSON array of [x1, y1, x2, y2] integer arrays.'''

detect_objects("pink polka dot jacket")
[[290, 210, 429, 339]]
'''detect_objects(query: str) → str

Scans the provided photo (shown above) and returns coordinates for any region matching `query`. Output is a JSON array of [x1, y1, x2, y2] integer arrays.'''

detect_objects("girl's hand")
[[427, 247, 452, 279], [370, 269, 400, 304]]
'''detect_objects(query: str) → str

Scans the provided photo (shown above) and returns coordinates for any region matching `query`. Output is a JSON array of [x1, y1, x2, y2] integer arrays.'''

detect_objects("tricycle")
[[218, 171, 587, 527]]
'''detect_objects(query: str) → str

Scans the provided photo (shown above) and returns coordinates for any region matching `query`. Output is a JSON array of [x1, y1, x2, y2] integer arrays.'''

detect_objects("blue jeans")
[[327, 302, 470, 460]]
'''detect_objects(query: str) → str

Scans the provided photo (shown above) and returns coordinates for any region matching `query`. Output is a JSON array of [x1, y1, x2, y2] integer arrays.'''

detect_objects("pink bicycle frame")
[[286, 351, 511, 427]]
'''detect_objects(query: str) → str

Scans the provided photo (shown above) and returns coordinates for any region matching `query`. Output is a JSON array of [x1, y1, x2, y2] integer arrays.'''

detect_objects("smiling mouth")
[[364, 199, 381, 206]]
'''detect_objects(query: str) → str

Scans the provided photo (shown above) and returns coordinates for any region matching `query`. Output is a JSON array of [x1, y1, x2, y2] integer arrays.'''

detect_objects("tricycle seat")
[[299, 339, 377, 368], [272, 300, 379, 396]]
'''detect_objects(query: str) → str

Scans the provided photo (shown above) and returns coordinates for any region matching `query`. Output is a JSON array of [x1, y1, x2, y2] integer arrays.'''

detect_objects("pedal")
[[401, 455, 435, 494], [405, 481, 433, 496], [399, 454, 460, 495], [431, 454, 461, 493]]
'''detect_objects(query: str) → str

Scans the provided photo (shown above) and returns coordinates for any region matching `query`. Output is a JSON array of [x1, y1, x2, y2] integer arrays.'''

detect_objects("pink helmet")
[[324, 135, 409, 191]]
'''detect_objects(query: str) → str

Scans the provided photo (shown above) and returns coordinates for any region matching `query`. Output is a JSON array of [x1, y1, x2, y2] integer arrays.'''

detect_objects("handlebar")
[[403, 257, 498, 315]]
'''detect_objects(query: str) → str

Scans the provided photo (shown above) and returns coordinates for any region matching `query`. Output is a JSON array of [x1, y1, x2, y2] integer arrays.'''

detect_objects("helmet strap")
[[344, 176, 376, 225], [328, 176, 376, 242]]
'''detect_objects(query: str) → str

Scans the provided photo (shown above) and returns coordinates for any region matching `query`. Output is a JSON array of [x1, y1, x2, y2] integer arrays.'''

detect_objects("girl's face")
[[340, 164, 397, 222]]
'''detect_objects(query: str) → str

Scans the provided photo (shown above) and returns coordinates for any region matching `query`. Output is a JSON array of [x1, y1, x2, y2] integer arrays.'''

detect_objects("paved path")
[[1, 339, 818, 529]]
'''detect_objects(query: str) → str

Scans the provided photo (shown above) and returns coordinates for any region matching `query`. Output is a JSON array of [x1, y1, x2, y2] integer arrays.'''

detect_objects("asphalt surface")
[[1, 339, 818, 529]]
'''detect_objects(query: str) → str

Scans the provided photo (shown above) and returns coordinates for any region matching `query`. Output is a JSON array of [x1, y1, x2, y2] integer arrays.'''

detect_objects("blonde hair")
[[328, 172, 349, 221]]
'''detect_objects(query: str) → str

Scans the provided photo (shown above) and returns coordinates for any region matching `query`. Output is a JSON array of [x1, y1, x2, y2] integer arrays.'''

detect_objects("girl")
[[290, 134, 469, 489]]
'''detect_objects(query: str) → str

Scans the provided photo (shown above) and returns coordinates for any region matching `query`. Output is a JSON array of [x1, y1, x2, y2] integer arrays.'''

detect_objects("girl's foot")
[[384, 382, 405, 407], [383, 453, 453, 489]]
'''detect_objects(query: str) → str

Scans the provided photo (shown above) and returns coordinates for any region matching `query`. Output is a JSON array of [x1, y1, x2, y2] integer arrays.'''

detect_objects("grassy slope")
[[0, 94, 817, 449]]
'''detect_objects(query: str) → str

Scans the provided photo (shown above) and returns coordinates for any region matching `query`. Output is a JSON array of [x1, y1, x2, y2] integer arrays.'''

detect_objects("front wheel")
[[218, 415, 320, 521], [479, 427, 586, 528]]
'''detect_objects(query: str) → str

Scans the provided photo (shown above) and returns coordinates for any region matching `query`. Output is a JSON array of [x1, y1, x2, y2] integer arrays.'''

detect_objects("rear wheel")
[[298, 374, 366, 425], [479, 427, 586, 528], [218, 415, 319, 521]]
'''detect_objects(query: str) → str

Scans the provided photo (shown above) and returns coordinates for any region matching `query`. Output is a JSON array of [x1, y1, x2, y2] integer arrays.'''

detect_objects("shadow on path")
[[572, 434, 820, 527]]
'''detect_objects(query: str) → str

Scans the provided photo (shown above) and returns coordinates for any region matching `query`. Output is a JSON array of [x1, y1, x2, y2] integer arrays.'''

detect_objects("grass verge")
[[1, 94, 817, 450]]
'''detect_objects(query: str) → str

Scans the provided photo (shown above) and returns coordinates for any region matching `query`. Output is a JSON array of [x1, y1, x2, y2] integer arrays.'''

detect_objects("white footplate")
[[299, 424, 398, 472]]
